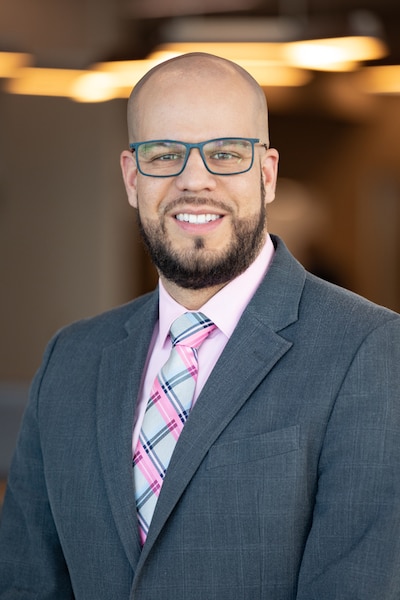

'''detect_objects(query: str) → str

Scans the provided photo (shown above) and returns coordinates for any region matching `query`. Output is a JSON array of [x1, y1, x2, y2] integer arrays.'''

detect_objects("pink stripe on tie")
[[133, 312, 216, 545]]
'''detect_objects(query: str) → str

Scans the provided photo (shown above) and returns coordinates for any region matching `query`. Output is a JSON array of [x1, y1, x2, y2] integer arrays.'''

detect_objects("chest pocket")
[[206, 424, 300, 469]]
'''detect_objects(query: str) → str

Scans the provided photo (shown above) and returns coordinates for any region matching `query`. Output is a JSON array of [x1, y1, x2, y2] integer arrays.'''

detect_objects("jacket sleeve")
[[296, 317, 400, 599], [0, 335, 74, 600]]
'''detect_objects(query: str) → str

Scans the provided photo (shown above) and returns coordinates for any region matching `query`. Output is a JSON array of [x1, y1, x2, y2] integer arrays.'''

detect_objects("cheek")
[[135, 183, 159, 218], [136, 179, 172, 214], [233, 181, 263, 216]]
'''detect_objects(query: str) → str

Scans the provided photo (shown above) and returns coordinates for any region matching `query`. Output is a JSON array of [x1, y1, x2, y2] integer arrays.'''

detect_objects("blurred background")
[[0, 0, 400, 486]]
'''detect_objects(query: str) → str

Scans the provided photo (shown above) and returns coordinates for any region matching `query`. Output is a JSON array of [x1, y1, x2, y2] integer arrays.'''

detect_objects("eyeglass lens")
[[136, 139, 255, 176]]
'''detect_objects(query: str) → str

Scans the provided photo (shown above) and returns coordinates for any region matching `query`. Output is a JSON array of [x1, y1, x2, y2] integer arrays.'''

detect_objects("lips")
[[175, 213, 222, 224]]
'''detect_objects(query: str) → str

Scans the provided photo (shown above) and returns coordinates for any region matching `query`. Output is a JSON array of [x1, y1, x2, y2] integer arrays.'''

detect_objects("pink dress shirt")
[[132, 234, 275, 449]]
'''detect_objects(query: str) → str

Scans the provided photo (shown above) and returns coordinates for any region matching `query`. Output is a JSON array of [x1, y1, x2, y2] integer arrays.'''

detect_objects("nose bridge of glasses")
[[183, 142, 210, 172]]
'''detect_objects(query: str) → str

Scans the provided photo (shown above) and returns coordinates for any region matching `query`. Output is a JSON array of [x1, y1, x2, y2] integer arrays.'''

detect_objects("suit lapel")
[[136, 237, 306, 568], [96, 292, 158, 571]]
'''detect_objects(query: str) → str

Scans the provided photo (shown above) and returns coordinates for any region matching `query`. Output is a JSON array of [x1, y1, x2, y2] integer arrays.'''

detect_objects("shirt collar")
[[158, 234, 275, 345]]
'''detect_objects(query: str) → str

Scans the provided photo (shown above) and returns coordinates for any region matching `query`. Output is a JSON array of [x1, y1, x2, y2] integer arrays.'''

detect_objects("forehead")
[[130, 59, 265, 141]]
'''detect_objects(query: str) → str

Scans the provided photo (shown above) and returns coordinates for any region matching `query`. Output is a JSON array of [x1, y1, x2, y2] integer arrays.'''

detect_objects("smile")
[[175, 213, 222, 224]]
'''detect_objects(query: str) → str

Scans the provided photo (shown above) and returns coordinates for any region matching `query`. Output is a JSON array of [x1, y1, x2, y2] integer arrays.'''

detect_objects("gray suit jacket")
[[1, 236, 400, 599]]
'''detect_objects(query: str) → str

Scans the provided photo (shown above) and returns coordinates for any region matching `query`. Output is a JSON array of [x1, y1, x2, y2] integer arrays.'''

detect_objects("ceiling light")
[[235, 61, 312, 87], [2, 35, 390, 102], [0, 52, 31, 78], [150, 43, 283, 62], [357, 66, 400, 94], [149, 38, 387, 74], [93, 46, 312, 89], [70, 72, 120, 102], [149, 46, 311, 86], [5, 67, 92, 98], [90, 58, 175, 99], [285, 36, 388, 71]]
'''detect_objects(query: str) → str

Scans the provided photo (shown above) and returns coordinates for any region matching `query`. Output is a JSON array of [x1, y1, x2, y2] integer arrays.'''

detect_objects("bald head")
[[126, 52, 270, 145]]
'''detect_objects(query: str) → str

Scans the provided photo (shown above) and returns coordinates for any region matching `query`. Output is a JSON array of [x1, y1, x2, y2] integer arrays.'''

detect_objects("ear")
[[120, 150, 138, 208], [261, 147, 279, 205]]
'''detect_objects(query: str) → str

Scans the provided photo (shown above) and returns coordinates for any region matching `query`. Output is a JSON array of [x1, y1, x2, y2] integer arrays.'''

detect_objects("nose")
[[175, 148, 217, 192]]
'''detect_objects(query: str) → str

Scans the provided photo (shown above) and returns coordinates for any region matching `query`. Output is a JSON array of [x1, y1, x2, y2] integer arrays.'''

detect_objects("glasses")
[[129, 137, 269, 177]]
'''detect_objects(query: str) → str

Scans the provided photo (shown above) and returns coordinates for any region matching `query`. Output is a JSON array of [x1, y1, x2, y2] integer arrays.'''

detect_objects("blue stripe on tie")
[[133, 311, 216, 545], [170, 312, 213, 345]]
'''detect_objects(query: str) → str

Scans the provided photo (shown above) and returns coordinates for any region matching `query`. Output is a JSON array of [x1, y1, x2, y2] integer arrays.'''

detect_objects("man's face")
[[121, 65, 279, 290]]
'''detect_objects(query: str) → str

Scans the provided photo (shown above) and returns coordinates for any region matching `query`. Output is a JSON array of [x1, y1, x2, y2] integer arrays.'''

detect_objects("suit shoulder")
[[303, 270, 399, 330], [261, 236, 399, 334], [53, 290, 157, 347]]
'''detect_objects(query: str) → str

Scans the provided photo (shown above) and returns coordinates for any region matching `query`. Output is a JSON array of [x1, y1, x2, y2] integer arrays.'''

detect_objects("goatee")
[[136, 185, 267, 290]]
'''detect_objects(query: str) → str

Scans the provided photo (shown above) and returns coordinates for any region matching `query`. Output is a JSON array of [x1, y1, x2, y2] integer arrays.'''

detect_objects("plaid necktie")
[[133, 311, 216, 545]]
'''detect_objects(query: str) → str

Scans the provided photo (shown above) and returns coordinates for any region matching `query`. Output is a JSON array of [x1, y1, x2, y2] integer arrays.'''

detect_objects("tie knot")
[[170, 312, 216, 349]]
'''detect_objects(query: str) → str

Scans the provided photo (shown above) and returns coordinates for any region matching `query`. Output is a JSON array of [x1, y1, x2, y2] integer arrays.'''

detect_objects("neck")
[[160, 276, 227, 310]]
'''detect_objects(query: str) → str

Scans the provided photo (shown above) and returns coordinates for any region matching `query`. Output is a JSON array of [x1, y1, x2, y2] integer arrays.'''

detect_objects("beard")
[[136, 181, 267, 290]]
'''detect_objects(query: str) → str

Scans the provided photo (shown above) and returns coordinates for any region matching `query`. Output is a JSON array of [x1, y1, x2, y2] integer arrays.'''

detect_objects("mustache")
[[163, 196, 232, 215]]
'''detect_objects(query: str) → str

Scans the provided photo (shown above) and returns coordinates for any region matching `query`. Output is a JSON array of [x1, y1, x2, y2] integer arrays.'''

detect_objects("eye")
[[205, 140, 251, 164], [210, 151, 239, 161], [140, 144, 185, 163], [152, 152, 182, 162]]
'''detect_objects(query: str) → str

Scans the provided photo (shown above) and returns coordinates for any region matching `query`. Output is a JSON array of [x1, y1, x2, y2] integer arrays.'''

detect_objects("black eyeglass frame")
[[129, 137, 269, 178]]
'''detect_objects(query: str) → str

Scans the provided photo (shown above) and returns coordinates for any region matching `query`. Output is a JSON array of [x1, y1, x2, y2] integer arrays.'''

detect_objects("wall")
[[0, 94, 143, 380], [269, 92, 400, 312]]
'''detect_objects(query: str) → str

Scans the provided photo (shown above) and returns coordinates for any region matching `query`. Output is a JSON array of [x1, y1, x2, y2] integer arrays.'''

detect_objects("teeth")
[[176, 213, 221, 224]]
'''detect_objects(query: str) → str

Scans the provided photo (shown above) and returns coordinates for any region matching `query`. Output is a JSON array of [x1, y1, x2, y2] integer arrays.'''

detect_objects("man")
[[0, 53, 399, 599]]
